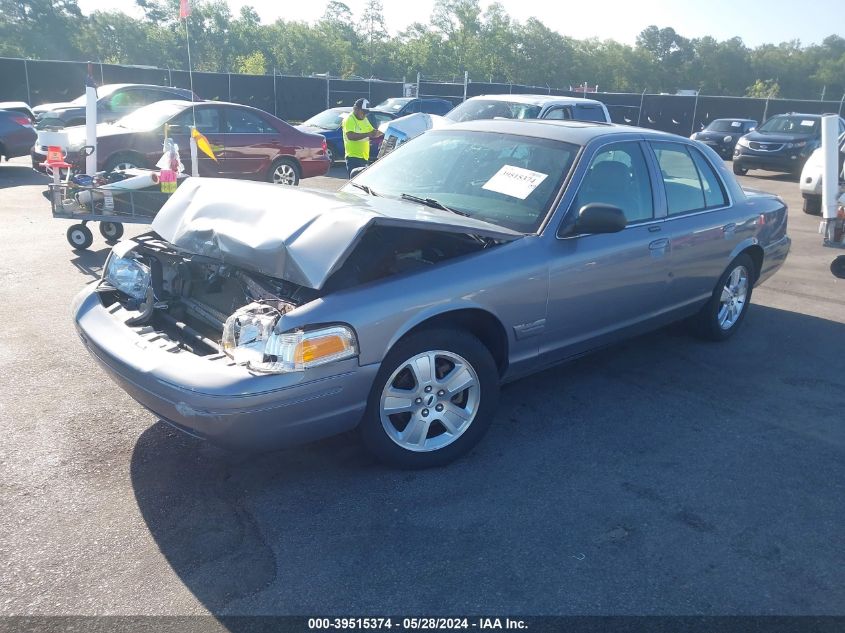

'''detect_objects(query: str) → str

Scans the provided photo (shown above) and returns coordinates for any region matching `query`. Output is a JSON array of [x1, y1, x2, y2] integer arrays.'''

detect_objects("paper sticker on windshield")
[[731, 121, 741, 127], [482, 165, 548, 199], [801, 120, 815, 127]]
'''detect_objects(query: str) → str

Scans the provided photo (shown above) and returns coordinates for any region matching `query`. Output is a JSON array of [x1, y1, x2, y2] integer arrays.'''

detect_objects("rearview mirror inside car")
[[574, 203, 627, 235]]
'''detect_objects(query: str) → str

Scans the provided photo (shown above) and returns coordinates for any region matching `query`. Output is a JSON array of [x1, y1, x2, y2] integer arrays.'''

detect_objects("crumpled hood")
[[151, 178, 521, 290]]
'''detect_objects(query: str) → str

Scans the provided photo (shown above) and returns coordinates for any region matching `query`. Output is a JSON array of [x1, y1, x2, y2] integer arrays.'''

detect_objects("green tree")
[[745, 79, 780, 98]]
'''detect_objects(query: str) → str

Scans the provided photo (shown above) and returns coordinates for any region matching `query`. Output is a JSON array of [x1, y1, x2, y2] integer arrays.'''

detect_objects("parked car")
[[733, 113, 845, 177], [377, 94, 612, 157], [373, 97, 454, 117], [73, 119, 790, 468], [0, 108, 37, 162], [0, 101, 36, 123], [32, 100, 329, 185], [690, 118, 757, 159], [798, 132, 845, 215], [32, 84, 198, 130], [295, 107, 395, 163]]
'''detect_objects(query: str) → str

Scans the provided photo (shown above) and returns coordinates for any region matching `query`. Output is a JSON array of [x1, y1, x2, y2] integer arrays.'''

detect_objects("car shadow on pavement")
[[70, 246, 110, 280], [0, 164, 48, 189], [129, 303, 845, 619]]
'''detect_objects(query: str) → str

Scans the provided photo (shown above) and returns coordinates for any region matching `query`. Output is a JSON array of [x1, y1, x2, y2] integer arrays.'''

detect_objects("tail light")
[[12, 115, 32, 128], [321, 138, 327, 154]]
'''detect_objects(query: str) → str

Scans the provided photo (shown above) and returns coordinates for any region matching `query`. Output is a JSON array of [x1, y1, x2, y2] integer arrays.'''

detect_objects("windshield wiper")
[[400, 193, 469, 217], [350, 181, 378, 196]]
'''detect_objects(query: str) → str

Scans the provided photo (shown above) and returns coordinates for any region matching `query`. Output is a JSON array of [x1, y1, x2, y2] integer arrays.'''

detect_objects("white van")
[[799, 132, 845, 215]]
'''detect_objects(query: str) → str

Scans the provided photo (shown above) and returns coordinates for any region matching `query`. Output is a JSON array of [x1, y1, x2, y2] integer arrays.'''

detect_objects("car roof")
[[467, 93, 605, 107], [445, 118, 680, 145], [712, 118, 756, 122]]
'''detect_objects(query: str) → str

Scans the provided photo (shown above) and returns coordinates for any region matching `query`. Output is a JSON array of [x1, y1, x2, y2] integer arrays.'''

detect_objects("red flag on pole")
[[179, 0, 190, 19]]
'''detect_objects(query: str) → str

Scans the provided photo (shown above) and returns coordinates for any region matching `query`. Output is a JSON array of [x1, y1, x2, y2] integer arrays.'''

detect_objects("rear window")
[[574, 105, 608, 122]]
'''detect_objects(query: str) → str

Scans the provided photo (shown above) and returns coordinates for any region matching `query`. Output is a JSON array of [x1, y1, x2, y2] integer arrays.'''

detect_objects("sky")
[[76, 0, 843, 47]]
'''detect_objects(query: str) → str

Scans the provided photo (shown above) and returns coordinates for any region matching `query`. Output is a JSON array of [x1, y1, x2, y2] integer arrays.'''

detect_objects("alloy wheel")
[[717, 265, 749, 330], [272, 163, 297, 185], [379, 350, 480, 452]]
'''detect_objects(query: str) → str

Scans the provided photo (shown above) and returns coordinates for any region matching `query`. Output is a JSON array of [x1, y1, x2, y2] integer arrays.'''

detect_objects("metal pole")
[[273, 68, 277, 117], [23, 59, 31, 104], [637, 89, 646, 126], [690, 92, 700, 135], [839, 93, 845, 117], [99, 62, 104, 85], [762, 97, 769, 124], [167, 66, 172, 86], [463, 71, 468, 102], [416, 72, 420, 98], [228, 72, 231, 101], [326, 73, 330, 109]]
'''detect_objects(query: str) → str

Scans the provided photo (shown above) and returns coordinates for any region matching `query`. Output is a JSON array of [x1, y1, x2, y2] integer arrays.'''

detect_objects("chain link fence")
[[2, 57, 843, 131]]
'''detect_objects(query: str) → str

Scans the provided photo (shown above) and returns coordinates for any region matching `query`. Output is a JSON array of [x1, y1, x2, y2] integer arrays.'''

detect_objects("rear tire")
[[733, 163, 748, 176], [360, 328, 499, 469], [831, 256, 845, 279], [690, 254, 754, 342], [803, 195, 822, 216], [99, 221, 124, 242], [326, 144, 338, 165], [268, 157, 300, 185]]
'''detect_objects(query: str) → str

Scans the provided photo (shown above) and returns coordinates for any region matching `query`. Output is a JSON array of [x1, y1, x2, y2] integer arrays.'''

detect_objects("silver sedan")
[[73, 119, 790, 468]]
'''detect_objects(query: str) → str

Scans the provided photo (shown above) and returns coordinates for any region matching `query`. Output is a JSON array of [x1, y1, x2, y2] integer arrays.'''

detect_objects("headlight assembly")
[[737, 137, 750, 148], [723, 135, 733, 143], [222, 303, 358, 374], [104, 248, 151, 301]]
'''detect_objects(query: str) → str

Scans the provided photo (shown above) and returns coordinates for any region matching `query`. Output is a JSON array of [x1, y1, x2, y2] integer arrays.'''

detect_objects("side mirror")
[[573, 203, 627, 235], [350, 166, 368, 178]]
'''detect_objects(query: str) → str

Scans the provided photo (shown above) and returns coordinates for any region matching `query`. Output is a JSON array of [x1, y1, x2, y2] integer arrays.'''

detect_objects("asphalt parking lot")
[[0, 156, 843, 617]]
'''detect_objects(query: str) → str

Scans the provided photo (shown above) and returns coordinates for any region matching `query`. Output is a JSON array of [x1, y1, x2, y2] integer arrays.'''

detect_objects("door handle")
[[649, 238, 670, 251]]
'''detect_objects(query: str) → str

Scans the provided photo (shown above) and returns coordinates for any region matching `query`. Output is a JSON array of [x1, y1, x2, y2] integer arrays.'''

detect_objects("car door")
[[542, 140, 671, 361], [647, 141, 740, 310], [164, 105, 225, 177], [217, 105, 282, 179]]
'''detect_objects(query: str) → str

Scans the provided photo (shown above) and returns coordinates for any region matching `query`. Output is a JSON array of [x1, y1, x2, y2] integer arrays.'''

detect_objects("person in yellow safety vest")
[[342, 98, 383, 178]]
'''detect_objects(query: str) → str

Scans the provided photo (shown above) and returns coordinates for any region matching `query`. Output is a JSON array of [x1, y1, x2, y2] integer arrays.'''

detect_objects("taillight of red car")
[[321, 138, 328, 154]]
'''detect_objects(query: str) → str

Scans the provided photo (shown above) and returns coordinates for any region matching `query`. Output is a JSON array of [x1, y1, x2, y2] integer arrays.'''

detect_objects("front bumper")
[[698, 140, 734, 159], [72, 286, 379, 451], [734, 148, 809, 173]]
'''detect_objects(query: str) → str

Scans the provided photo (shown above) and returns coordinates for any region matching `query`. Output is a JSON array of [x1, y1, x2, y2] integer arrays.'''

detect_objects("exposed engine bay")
[[99, 227, 494, 358]]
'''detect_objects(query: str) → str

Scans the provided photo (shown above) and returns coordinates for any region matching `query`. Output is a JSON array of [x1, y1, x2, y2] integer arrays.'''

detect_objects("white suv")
[[377, 94, 611, 158], [799, 132, 845, 215]]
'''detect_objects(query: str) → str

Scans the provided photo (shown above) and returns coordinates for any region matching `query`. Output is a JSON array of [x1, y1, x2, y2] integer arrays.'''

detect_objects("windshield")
[[706, 120, 747, 133], [115, 101, 189, 130], [348, 130, 578, 233], [68, 84, 122, 106], [445, 99, 543, 123], [758, 115, 819, 135], [302, 108, 347, 129], [375, 98, 411, 113]]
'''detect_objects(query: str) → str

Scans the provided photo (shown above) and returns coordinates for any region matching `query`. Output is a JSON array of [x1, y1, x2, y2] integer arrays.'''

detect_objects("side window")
[[574, 105, 608, 122], [170, 107, 221, 134], [107, 89, 142, 111], [651, 142, 725, 215], [544, 107, 572, 121], [573, 142, 654, 224], [224, 108, 274, 133], [689, 147, 728, 208]]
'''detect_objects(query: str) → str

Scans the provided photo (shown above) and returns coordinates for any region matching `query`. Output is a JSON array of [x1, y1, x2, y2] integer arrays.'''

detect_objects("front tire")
[[67, 224, 93, 250], [99, 221, 124, 242], [360, 329, 499, 469], [268, 157, 300, 185], [733, 163, 748, 176], [105, 152, 146, 172], [690, 254, 754, 341]]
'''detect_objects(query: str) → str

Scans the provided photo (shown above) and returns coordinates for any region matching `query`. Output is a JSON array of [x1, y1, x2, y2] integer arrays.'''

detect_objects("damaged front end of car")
[[92, 178, 520, 376]]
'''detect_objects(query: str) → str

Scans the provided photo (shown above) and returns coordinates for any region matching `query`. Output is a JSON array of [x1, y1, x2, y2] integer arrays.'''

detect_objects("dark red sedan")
[[32, 100, 330, 185]]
